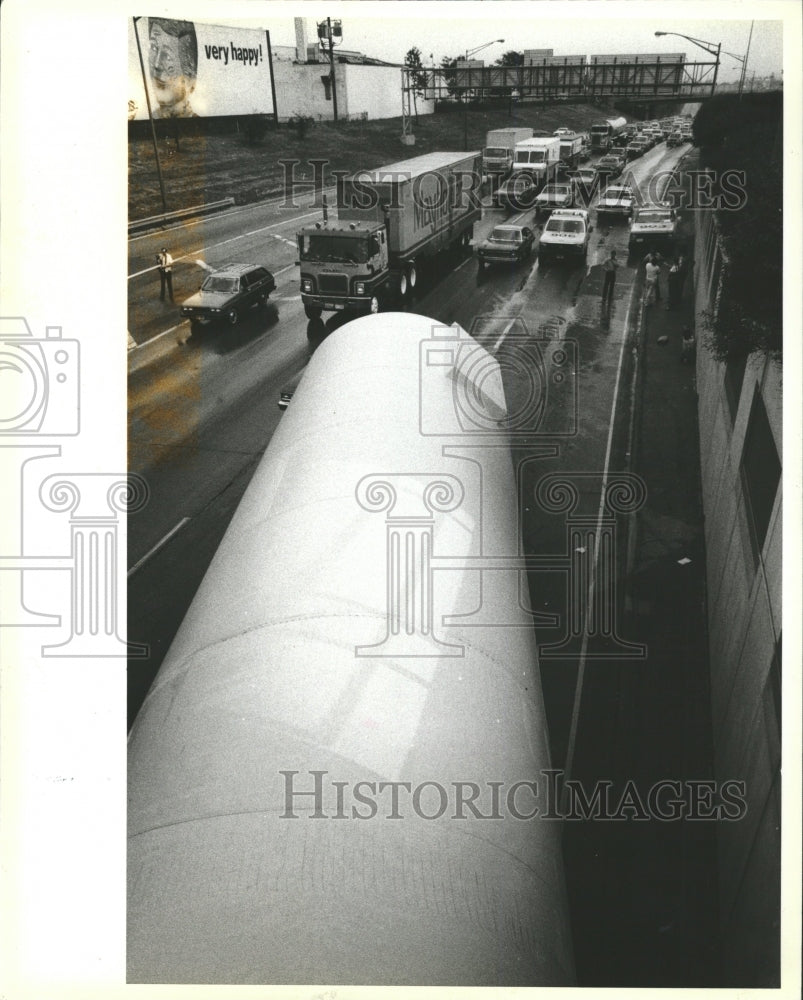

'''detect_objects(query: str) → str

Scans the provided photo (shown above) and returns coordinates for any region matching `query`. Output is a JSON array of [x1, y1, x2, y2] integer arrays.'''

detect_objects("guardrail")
[[128, 197, 235, 235]]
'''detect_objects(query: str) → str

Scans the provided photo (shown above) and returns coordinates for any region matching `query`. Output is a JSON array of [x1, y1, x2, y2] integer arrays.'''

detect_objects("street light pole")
[[738, 21, 754, 98], [460, 39, 504, 151], [132, 17, 168, 214], [327, 17, 338, 122], [655, 30, 721, 96]]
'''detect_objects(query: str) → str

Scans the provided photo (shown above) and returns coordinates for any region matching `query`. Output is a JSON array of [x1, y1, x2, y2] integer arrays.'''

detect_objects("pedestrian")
[[157, 247, 174, 302], [667, 258, 681, 309], [601, 248, 618, 308], [644, 253, 661, 306]]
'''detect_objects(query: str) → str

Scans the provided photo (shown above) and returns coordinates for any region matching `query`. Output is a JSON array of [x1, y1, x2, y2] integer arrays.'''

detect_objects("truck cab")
[[298, 222, 388, 318]]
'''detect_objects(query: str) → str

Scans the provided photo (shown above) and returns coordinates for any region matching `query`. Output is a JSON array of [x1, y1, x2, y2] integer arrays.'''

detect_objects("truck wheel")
[[398, 271, 408, 299], [369, 296, 381, 314], [407, 262, 417, 290], [304, 304, 322, 320]]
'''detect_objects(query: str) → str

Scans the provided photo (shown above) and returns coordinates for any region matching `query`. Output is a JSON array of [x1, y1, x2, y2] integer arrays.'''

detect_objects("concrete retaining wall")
[[693, 206, 781, 986]]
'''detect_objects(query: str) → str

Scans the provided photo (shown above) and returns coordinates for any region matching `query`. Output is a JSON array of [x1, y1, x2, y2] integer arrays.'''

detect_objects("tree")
[[492, 50, 524, 98], [404, 47, 428, 122], [440, 55, 461, 101]]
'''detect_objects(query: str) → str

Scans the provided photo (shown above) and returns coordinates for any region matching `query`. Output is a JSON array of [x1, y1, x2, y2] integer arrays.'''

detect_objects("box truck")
[[297, 151, 481, 319], [558, 132, 584, 168], [482, 127, 534, 180], [510, 136, 561, 186]]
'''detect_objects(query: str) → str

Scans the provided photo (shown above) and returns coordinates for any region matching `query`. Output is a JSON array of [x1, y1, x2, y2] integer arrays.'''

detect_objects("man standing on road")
[[601, 249, 618, 308], [157, 247, 174, 302]]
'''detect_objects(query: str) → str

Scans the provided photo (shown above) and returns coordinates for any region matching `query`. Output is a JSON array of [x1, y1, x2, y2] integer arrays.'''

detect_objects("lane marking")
[[128, 212, 315, 279], [562, 264, 640, 789], [492, 316, 518, 353], [128, 517, 191, 578]]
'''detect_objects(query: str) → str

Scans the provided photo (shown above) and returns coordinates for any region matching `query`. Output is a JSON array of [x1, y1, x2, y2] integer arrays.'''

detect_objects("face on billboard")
[[148, 19, 198, 118]]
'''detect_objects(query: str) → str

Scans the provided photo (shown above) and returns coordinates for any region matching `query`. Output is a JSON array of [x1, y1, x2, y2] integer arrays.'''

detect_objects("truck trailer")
[[482, 127, 534, 180], [297, 151, 481, 319]]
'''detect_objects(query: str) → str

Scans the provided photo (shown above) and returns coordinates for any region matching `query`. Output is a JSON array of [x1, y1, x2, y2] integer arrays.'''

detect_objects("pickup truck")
[[628, 203, 679, 255]]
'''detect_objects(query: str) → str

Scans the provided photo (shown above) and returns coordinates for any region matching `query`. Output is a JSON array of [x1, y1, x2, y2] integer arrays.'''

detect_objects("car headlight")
[[301, 278, 313, 293], [355, 282, 366, 295]]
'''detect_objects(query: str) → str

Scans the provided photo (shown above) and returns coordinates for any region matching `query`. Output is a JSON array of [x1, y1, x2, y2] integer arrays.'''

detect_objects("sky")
[[186, 1, 787, 85]]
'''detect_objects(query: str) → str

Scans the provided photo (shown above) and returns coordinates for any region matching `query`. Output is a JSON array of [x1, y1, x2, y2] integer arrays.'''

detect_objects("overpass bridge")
[[402, 53, 716, 133]]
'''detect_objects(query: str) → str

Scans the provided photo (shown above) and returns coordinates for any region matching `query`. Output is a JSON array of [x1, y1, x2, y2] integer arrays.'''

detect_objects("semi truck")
[[589, 116, 628, 152], [482, 127, 534, 180], [297, 151, 481, 319]]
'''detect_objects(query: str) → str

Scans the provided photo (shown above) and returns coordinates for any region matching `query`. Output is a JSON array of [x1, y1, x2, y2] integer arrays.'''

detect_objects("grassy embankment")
[[129, 103, 636, 220]]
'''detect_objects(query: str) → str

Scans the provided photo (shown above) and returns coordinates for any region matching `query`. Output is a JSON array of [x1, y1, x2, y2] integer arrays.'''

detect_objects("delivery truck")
[[297, 151, 482, 319], [558, 132, 584, 169], [482, 127, 534, 180]]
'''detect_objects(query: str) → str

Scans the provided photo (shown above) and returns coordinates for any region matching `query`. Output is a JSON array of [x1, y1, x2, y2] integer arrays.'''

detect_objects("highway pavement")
[[127, 139, 716, 984]]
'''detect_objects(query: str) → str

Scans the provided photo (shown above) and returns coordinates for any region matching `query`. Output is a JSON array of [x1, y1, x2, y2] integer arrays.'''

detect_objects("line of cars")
[[477, 113, 692, 272]]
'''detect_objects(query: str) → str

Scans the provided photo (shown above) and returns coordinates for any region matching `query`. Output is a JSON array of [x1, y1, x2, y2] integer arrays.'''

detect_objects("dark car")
[[534, 182, 574, 217], [495, 174, 540, 213], [596, 153, 624, 179], [180, 262, 276, 330], [476, 224, 536, 269]]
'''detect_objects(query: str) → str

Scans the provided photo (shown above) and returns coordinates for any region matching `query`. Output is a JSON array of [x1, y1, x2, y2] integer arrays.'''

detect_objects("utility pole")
[[132, 17, 167, 213], [318, 17, 342, 121]]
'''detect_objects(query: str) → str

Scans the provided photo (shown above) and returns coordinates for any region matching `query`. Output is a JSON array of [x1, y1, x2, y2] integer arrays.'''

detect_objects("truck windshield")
[[298, 233, 376, 263], [485, 146, 508, 157], [515, 150, 545, 163]]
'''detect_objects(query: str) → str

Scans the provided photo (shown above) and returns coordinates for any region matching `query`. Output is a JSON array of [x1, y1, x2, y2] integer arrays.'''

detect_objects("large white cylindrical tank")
[[128, 312, 574, 985]]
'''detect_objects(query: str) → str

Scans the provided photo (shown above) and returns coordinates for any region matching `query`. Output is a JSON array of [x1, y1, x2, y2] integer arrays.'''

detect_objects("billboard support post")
[[132, 17, 167, 213], [266, 30, 279, 125]]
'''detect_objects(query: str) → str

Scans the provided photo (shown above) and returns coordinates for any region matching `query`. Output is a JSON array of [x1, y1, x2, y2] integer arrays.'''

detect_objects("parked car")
[[596, 182, 635, 221], [537, 208, 593, 264], [534, 182, 574, 217], [476, 224, 536, 269], [180, 262, 275, 331]]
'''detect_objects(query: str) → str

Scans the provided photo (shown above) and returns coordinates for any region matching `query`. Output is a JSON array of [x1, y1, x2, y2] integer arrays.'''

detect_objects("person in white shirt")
[[157, 248, 174, 302], [644, 253, 662, 305]]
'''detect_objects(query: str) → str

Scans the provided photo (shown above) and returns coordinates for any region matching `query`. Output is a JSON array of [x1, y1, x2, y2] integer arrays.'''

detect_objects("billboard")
[[128, 18, 274, 120]]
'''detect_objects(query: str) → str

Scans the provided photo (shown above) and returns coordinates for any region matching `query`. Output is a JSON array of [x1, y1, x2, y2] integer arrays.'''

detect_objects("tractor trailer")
[[589, 116, 628, 152], [297, 151, 481, 319]]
